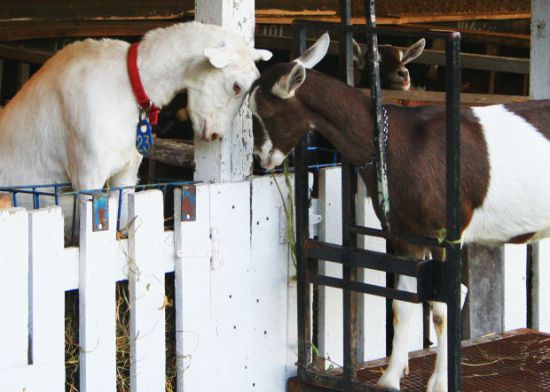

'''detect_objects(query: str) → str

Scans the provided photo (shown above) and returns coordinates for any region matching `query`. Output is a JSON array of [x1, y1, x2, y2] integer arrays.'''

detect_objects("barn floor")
[[289, 329, 550, 391]]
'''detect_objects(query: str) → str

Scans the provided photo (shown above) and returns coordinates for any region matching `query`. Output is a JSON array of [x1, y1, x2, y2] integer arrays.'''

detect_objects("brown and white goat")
[[249, 33, 550, 392], [353, 38, 425, 90]]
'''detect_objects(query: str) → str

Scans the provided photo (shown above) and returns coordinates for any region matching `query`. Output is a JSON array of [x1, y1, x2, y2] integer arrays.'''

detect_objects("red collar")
[[127, 42, 160, 126]]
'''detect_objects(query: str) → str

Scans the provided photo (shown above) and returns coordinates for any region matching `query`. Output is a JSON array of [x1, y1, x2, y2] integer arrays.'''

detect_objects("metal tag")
[[92, 193, 109, 231], [181, 185, 196, 222], [136, 117, 154, 155]]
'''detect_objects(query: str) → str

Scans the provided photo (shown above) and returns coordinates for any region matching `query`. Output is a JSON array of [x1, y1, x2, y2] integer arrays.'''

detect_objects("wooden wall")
[[0, 0, 192, 21], [254, 0, 530, 16]]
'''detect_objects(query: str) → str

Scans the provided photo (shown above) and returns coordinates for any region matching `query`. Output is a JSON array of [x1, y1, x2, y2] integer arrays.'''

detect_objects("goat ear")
[[204, 44, 232, 69], [293, 32, 330, 69], [252, 48, 273, 62], [352, 39, 366, 70], [402, 38, 426, 65], [272, 63, 306, 99]]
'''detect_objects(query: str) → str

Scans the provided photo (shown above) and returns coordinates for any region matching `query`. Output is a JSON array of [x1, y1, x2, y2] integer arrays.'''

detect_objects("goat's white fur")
[[0, 21, 271, 236]]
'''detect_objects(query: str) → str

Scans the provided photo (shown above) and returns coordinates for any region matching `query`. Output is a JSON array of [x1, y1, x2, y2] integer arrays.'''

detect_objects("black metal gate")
[[292, 0, 463, 390]]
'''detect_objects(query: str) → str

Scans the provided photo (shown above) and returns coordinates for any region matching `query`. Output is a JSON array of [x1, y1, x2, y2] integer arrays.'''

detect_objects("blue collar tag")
[[136, 117, 154, 155]]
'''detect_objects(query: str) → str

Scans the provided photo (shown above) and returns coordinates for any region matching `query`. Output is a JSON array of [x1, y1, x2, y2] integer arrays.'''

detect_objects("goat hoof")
[[427, 373, 447, 392], [377, 373, 401, 391]]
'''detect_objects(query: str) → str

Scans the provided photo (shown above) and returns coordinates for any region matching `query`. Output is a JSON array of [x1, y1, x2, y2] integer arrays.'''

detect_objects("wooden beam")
[[255, 12, 531, 26], [530, 0, 550, 99], [370, 89, 528, 106], [0, 44, 52, 64], [0, 20, 180, 42], [402, 24, 530, 48], [255, 36, 530, 74], [147, 138, 193, 168]]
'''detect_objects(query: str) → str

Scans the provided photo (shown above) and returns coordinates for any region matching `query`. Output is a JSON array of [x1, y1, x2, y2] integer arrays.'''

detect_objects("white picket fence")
[[1, 168, 550, 391], [0, 176, 298, 392]]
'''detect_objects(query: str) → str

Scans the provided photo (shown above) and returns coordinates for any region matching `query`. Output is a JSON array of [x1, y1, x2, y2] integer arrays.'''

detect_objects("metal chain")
[[355, 106, 389, 172]]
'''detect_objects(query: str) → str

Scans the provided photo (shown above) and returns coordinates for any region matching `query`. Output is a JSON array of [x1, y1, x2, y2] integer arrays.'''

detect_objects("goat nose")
[[211, 133, 221, 141]]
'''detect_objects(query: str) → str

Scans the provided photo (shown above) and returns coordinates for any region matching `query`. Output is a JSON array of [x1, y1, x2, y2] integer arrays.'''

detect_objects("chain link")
[[355, 106, 389, 172]]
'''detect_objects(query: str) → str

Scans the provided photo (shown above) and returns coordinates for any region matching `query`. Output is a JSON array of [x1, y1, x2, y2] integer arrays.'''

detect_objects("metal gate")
[[292, 0, 463, 390]]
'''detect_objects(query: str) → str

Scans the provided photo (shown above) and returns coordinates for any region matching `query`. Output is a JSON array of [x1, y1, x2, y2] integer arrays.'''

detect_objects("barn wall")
[[0, 1, 191, 21]]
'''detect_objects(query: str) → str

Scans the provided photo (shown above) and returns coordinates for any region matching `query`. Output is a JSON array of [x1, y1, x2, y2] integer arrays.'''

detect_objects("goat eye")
[[233, 82, 242, 95]]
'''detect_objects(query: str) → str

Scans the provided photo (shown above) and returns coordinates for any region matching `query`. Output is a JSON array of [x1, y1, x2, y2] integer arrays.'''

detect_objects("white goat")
[[0, 21, 271, 236]]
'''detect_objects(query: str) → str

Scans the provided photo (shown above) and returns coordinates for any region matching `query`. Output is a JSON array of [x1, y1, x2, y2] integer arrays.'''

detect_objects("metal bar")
[[339, 0, 358, 385], [305, 240, 426, 277], [293, 25, 312, 379], [444, 32, 462, 392], [353, 225, 442, 248], [32, 187, 39, 209], [302, 369, 382, 392], [117, 189, 123, 232], [310, 274, 422, 303]]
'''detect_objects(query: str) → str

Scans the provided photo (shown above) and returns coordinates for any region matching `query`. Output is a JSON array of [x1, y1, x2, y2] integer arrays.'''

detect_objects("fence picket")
[[0, 208, 28, 369], [79, 198, 118, 392], [174, 184, 213, 392], [317, 167, 345, 367], [250, 175, 297, 389], [356, 180, 387, 360], [29, 206, 65, 389], [128, 190, 166, 391], [208, 182, 253, 390]]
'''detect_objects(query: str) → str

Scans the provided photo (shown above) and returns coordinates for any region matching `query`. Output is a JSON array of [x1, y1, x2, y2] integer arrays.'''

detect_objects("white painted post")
[[29, 206, 65, 389], [529, 0, 550, 331], [79, 198, 118, 392], [207, 181, 252, 390], [356, 179, 387, 361], [0, 208, 28, 369], [193, 0, 255, 183], [174, 184, 213, 392], [128, 190, 166, 391], [530, 0, 550, 99], [317, 167, 344, 367], [250, 175, 297, 388]]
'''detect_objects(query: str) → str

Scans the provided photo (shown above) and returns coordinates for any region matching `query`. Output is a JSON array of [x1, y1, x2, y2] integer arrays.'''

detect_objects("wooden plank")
[[356, 179, 387, 361], [174, 184, 212, 392], [255, 36, 530, 74], [148, 137, 194, 168], [317, 167, 344, 367], [372, 89, 528, 106], [0, 207, 28, 369], [503, 244, 527, 331], [402, 23, 531, 48], [28, 206, 65, 389], [79, 197, 117, 392], [207, 181, 252, 390], [255, 13, 531, 26], [0, 20, 178, 41], [462, 244, 505, 339], [0, 44, 53, 64], [0, 1, 190, 21], [128, 190, 166, 391], [250, 174, 297, 388], [530, 0, 550, 99], [0, 364, 63, 391]]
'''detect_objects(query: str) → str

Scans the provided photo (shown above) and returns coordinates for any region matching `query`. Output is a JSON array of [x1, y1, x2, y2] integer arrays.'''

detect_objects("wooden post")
[[530, 0, 550, 99], [194, 0, 256, 183], [528, 0, 550, 331]]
